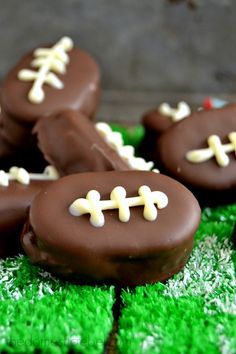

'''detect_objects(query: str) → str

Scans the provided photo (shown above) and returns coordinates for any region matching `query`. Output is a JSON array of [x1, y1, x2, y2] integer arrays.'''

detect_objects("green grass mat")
[[0, 256, 115, 353], [0, 125, 235, 353], [118, 204, 236, 354]]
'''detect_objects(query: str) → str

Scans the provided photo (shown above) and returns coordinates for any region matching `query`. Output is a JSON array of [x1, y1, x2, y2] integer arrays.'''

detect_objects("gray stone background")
[[1, 0, 236, 121]]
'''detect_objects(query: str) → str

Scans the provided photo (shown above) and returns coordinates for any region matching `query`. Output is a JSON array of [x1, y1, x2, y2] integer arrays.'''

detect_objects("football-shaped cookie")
[[21, 170, 200, 286], [34, 109, 155, 175], [157, 105, 236, 205], [33, 109, 131, 175], [0, 165, 58, 258], [140, 102, 191, 161], [0, 37, 100, 148]]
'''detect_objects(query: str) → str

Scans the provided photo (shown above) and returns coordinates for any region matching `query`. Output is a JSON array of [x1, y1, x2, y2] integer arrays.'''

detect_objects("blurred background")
[[1, 0, 236, 122]]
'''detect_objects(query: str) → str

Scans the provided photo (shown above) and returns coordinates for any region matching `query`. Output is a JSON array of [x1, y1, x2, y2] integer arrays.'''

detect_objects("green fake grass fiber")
[[118, 204, 236, 354], [0, 256, 115, 354]]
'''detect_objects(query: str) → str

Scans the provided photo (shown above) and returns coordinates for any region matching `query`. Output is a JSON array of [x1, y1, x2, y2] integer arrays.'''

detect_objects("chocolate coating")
[[143, 109, 174, 136], [34, 109, 130, 175], [140, 104, 191, 163], [0, 114, 46, 171], [0, 110, 15, 155], [140, 109, 174, 161], [0, 180, 50, 258], [0, 125, 17, 160], [0, 46, 100, 147], [157, 105, 236, 205], [21, 171, 201, 285]]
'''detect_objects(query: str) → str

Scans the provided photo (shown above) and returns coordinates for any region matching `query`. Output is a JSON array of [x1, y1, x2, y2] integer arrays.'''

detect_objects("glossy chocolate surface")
[[157, 105, 236, 195], [0, 125, 17, 159], [0, 46, 100, 147], [140, 109, 181, 162], [0, 111, 47, 171], [34, 109, 130, 175], [22, 171, 201, 285], [143, 109, 174, 136], [0, 180, 50, 258]]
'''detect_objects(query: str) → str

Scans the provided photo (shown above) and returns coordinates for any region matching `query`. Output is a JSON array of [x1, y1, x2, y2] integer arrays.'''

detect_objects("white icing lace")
[[95, 122, 158, 172], [158, 101, 191, 122], [186, 132, 236, 167], [18, 36, 73, 104], [0, 166, 59, 186], [69, 185, 168, 227]]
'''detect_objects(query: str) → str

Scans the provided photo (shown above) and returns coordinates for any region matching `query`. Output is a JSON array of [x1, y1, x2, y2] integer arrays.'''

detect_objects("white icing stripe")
[[95, 122, 158, 172], [186, 132, 236, 167], [18, 36, 73, 104], [69, 185, 168, 227], [0, 166, 59, 186], [158, 101, 191, 122]]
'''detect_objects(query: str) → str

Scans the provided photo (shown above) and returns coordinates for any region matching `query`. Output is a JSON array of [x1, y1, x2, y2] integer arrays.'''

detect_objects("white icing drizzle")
[[18, 36, 74, 104], [69, 185, 168, 227], [95, 122, 158, 172], [0, 166, 59, 187], [158, 101, 191, 122], [186, 132, 236, 167]]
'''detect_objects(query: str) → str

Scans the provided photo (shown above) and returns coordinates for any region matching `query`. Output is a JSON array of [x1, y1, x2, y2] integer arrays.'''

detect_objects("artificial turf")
[[0, 125, 235, 353], [0, 256, 115, 354], [117, 204, 236, 354]]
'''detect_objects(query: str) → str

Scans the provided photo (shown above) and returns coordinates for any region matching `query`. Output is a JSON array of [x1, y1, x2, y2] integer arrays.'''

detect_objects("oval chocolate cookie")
[[21, 171, 200, 286], [34, 109, 131, 175], [157, 105, 236, 204], [140, 102, 191, 161], [0, 179, 51, 258], [157, 105, 236, 205], [0, 166, 58, 258], [0, 37, 100, 148]]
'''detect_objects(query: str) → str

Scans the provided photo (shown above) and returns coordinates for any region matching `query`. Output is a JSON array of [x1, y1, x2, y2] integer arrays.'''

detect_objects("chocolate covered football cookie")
[[0, 166, 58, 258], [0, 127, 48, 172], [157, 105, 236, 205], [0, 108, 18, 158], [0, 36, 100, 148], [0, 126, 17, 161], [0, 110, 47, 171], [21, 170, 200, 285], [140, 101, 191, 161], [34, 109, 155, 175]]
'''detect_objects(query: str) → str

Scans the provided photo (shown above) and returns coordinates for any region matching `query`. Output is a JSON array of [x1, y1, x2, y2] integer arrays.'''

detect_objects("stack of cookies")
[[10, 35, 236, 286]]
